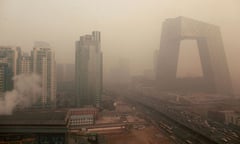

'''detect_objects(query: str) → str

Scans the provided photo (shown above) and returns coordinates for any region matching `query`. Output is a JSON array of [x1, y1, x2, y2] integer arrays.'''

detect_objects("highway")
[[133, 100, 210, 144], [110, 89, 240, 144]]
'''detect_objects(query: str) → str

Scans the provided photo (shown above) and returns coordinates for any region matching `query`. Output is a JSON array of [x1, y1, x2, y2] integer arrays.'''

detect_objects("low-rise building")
[[66, 108, 98, 129], [69, 114, 94, 128]]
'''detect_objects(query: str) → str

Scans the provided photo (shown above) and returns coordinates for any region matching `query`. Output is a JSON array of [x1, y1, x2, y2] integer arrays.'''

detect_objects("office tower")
[[156, 17, 232, 94], [31, 44, 56, 108], [75, 31, 103, 107]]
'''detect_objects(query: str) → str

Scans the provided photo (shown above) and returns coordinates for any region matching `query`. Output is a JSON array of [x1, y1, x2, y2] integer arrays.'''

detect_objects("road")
[[107, 89, 240, 144]]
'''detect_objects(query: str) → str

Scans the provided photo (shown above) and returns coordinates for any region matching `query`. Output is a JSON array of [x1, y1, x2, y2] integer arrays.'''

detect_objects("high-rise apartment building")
[[75, 31, 103, 107], [0, 63, 12, 98], [0, 45, 56, 108], [0, 47, 19, 95], [31, 45, 56, 108], [18, 53, 32, 74], [0, 47, 19, 77]]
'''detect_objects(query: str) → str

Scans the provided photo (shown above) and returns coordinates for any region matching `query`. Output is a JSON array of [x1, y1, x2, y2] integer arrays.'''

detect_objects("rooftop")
[[0, 109, 68, 126]]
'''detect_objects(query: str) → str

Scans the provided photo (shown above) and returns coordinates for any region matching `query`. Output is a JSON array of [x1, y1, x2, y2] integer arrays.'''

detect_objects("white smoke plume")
[[0, 73, 41, 115]]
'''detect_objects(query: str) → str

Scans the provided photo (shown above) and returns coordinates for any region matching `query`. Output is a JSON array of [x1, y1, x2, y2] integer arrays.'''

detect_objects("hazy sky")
[[0, 0, 240, 93]]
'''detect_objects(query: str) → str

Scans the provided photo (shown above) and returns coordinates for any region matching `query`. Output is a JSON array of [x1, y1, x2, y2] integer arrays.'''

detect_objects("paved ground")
[[105, 125, 173, 144]]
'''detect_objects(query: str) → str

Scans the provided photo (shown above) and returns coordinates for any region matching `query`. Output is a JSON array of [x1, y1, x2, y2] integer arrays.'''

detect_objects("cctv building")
[[156, 17, 232, 94]]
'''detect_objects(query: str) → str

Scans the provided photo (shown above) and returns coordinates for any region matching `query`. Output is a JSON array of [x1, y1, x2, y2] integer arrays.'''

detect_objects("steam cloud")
[[0, 73, 41, 115]]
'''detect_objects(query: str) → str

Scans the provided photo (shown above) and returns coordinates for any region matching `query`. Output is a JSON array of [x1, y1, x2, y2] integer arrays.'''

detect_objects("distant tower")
[[56, 63, 75, 91], [153, 49, 159, 78], [108, 58, 130, 86], [75, 31, 103, 107], [156, 17, 232, 94], [31, 43, 56, 108]]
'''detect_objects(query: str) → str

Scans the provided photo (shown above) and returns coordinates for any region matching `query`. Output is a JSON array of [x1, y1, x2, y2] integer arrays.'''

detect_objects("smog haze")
[[0, 0, 240, 94]]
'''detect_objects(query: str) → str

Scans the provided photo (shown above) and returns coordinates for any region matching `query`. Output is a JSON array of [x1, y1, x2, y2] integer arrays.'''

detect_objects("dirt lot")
[[105, 126, 173, 144]]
